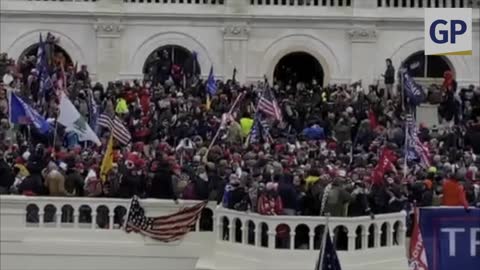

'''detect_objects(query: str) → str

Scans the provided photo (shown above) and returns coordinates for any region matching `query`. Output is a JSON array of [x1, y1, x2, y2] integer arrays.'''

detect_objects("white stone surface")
[[0, 0, 478, 87], [0, 195, 408, 270]]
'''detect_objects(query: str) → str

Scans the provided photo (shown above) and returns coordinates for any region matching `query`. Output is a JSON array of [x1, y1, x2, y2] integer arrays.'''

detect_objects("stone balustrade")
[[1, 195, 406, 253], [215, 207, 406, 252]]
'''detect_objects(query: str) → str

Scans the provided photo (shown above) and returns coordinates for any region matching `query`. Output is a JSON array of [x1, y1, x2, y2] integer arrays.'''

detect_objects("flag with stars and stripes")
[[258, 87, 282, 121], [36, 34, 53, 99], [249, 112, 270, 144], [98, 113, 131, 145], [125, 197, 207, 242], [405, 114, 431, 168], [315, 228, 342, 270]]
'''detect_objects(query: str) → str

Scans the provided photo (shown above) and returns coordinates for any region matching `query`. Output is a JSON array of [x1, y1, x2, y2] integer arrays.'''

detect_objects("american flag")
[[125, 197, 207, 242], [249, 112, 270, 144], [98, 113, 131, 145], [36, 34, 53, 99], [405, 114, 430, 168], [257, 87, 282, 121], [315, 227, 342, 270]]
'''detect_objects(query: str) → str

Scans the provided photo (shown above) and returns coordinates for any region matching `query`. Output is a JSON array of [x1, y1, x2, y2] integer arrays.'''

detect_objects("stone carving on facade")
[[348, 28, 377, 43], [93, 22, 124, 37], [222, 24, 250, 40]]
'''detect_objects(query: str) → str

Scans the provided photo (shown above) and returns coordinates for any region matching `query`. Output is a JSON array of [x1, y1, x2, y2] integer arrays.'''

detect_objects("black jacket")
[[149, 163, 177, 200]]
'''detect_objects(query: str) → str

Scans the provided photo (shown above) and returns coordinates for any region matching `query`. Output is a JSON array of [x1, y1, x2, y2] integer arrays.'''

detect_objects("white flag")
[[58, 92, 101, 146]]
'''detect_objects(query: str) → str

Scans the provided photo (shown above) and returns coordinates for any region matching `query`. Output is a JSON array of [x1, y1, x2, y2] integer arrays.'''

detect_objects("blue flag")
[[206, 66, 217, 96], [249, 112, 270, 144], [316, 229, 342, 270], [36, 34, 53, 99], [419, 207, 479, 270], [403, 71, 425, 106], [9, 92, 51, 134]]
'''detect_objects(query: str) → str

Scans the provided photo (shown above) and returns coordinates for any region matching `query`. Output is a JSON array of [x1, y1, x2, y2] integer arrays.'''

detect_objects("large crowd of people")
[[0, 36, 479, 230]]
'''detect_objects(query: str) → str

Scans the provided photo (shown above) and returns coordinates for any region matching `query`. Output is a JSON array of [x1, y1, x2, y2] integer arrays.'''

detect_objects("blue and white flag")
[[403, 71, 425, 106], [8, 92, 51, 134], [36, 34, 53, 99], [249, 112, 270, 144], [405, 114, 430, 168]]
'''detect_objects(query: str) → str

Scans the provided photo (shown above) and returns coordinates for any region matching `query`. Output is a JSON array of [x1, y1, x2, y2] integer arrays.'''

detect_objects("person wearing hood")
[[277, 174, 298, 215]]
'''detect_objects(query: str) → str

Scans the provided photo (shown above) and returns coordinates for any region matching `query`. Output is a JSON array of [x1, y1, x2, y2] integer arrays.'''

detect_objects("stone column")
[[348, 26, 378, 85], [93, 20, 124, 83], [222, 24, 250, 83]]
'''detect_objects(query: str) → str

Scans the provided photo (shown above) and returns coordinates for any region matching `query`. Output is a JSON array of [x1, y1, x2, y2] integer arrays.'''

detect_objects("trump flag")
[[418, 207, 479, 270]]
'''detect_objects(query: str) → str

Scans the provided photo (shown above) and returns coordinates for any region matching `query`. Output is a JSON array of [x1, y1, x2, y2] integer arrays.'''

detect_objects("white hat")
[[22, 151, 31, 161]]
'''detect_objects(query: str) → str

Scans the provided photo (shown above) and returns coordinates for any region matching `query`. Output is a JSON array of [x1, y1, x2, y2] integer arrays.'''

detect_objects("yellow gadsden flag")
[[100, 135, 114, 183]]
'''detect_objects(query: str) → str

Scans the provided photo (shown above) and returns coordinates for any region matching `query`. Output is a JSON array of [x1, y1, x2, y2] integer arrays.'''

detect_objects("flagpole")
[[122, 196, 135, 230], [203, 92, 244, 161], [316, 213, 330, 270]]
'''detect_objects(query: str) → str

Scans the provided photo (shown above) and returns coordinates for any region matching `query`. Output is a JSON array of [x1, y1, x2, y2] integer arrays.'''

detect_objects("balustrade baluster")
[[362, 231, 368, 250], [289, 232, 295, 250], [195, 219, 200, 231], [109, 213, 114, 230], [56, 211, 62, 228], [255, 228, 261, 247], [39, 210, 44, 227], [309, 232, 315, 250], [73, 208, 79, 228], [267, 230, 275, 248], [386, 224, 393, 246], [228, 225, 234, 242], [347, 232, 356, 251], [374, 227, 381, 248], [91, 212, 97, 229]]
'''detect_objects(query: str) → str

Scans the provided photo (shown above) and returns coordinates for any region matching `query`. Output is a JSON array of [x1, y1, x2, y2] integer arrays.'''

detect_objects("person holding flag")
[[8, 91, 51, 135], [100, 135, 114, 183], [205, 66, 217, 111]]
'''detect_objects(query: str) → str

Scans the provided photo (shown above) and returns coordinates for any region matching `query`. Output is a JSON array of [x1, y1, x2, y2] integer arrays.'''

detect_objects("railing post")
[[108, 213, 114, 230], [91, 212, 97, 229], [290, 232, 295, 250], [374, 227, 381, 248], [38, 210, 44, 227], [347, 232, 356, 251], [354, 0, 378, 9], [56, 211, 62, 228], [255, 228, 261, 247], [73, 208, 79, 228], [228, 225, 234, 242], [362, 231, 368, 250], [309, 232, 315, 250], [267, 230, 275, 248]]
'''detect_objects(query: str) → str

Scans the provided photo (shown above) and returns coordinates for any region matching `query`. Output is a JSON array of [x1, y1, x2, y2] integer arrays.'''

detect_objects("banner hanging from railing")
[[418, 207, 479, 270]]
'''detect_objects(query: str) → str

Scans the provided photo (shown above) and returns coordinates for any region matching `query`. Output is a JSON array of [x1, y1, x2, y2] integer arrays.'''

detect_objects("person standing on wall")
[[383, 58, 396, 101]]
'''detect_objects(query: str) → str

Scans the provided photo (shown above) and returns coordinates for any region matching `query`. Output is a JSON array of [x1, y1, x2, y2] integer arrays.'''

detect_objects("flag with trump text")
[[125, 197, 207, 242], [405, 114, 431, 168]]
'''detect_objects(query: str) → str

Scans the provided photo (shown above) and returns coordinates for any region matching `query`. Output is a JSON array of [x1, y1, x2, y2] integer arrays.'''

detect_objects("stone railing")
[[1, 195, 406, 253], [0, 195, 216, 232], [215, 207, 406, 252], [249, 0, 352, 7]]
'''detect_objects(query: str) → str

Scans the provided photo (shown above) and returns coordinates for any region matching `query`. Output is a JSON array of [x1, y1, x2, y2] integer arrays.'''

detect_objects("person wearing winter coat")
[[149, 159, 178, 202], [257, 182, 283, 215], [277, 174, 298, 215]]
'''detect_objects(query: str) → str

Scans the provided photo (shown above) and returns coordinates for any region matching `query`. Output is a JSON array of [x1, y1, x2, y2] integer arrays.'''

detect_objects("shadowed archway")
[[143, 44, 200, 79], [273, 52, 324, 86]]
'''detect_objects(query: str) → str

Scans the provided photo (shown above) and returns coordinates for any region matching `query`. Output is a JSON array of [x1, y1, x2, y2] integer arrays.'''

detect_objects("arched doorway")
[[143, 45, 200, 80], [273, 52, 324, 86], [19, 43, 73, 68], [402, 50, 453, 79]]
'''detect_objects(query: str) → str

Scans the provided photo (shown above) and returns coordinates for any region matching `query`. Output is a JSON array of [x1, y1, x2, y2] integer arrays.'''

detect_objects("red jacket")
[[442, 179, 469, 208], [257, 194, 283, 215]]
